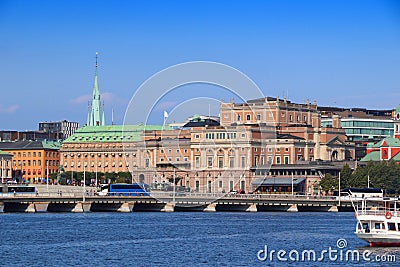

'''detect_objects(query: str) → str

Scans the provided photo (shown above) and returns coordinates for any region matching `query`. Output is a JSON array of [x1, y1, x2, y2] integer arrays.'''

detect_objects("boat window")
[[398, 223, 400, 231], [382, 223, 385, 230], [362, 223, 369, 229], [375, 223, 380, 229], [388, 223, 396, 231]]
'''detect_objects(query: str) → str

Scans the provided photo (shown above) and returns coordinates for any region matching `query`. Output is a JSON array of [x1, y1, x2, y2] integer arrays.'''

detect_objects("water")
[[0, 212, 399, 266]]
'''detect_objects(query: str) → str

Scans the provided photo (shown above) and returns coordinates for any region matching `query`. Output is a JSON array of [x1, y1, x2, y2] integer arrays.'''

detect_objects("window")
[[241, 156, 246, 167], [246, 114, 251, 121], [195, 134, 200, 139], [229, 157, 234, 168], [276, 148, 280, 152], [195, 156, 200, 168], [388, 223, 396, 231], [284, 156, 289, 164], [276, 156, 281, 164], [375, 223, 381, 229], [208, 157, 213, 167], [229, 180, 234, 191], [145, 158, 150, 168], [38, 152, 41, 157], [218, 157, 224, 168], [257, 114, 261, 120], [237, 115, 241, 121], [285, 147, 289, 152], [218, 180, 223, 188], [289, 115, 293, 122]]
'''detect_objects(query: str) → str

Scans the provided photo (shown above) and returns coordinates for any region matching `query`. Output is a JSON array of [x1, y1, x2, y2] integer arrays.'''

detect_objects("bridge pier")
[[117, 202, 134, 212], [26, 203, 36, 213], [287, 204, 298, 212], [328, 205, 338, 212], [161, 203, 175, 212], [72, 202, 92, 212], [203, 203, 216, 212], [246, 204, 257, 212], [35, 202, 49, 212]]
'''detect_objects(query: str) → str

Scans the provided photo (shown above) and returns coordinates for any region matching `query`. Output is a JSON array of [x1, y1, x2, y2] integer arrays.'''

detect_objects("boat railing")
[[356, 207, 400, 217]]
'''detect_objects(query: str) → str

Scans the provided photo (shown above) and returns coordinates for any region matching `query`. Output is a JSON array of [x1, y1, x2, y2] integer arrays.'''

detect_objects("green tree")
[[319, 173, 337, 194], [340, 164, 352, 188]]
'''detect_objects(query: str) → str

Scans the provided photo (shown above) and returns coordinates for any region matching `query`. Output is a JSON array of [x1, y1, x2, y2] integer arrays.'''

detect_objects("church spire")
[[87, 52, 105, 126]]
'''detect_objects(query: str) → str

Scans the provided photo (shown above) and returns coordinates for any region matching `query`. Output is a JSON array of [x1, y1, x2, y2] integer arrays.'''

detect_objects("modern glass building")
[[321, 118, 393, 142]]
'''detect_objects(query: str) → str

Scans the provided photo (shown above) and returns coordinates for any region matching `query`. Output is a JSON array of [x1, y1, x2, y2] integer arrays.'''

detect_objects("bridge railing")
[[1, 190, 341, 201]]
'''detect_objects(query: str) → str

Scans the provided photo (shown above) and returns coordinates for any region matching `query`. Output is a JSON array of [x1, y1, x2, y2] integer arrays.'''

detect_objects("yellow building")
[[0, 140, 61, 183]]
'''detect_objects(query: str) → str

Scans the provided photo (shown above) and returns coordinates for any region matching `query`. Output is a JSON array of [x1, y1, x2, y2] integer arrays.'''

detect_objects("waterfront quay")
[[0, 185, 354, 213]]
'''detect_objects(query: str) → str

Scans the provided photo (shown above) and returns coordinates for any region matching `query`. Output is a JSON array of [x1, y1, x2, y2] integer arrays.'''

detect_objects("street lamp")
[[273, 175, 276, 193], [19, 162, 23, 184]]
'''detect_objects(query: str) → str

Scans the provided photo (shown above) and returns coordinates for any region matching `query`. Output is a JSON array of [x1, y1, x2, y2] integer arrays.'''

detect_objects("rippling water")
[[1, 212, 399, 266]]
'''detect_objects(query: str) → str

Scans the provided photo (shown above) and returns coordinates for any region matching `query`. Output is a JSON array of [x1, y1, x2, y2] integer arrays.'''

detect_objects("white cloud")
[[0, 104, 19, 114], [70, 92, 127, 106], [70, 94, 91, 105]]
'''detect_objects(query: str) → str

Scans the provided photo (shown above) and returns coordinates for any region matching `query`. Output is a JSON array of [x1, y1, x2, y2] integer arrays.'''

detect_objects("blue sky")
[[0, 0, 399, 130]]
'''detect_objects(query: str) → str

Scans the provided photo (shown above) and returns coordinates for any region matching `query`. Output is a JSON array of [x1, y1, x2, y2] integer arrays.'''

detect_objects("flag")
[[164, 111, 169, 119]]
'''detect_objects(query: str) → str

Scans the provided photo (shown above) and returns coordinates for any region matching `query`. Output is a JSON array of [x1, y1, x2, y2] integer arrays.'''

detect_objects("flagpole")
[[46, 161, 49, 193], [83, 165, 86, 203], [338, 172, 341, 207], [173, 168, 176, 204], [291, 172, 294, 197]]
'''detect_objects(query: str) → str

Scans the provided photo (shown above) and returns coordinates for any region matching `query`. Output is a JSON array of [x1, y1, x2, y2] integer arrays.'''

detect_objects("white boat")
[[353, 197, 400, 247]]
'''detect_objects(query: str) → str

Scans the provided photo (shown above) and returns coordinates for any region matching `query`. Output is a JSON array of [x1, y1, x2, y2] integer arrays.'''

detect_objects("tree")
[[340, 164, 352, 188], [319, 173, 337, 195]]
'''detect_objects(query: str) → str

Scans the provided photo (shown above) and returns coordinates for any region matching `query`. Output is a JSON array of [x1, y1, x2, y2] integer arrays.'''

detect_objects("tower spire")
[[87, 52, 105, 126]]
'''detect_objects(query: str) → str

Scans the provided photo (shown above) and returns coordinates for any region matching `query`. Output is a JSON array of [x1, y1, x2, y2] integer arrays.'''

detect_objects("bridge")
[[0, 185, 355, 213]]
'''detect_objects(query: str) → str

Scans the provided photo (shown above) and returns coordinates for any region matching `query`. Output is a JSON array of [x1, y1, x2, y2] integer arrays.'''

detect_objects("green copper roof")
[[391, 151, 400, 161], [63, 124, 172, 143], [369, 137, 400, 148], [381, 137, 400, 147], [0, 150, 12, 156], [87, 52, 105, 127], [360, 150, 380, 162], [41, 140, 62, 149]]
